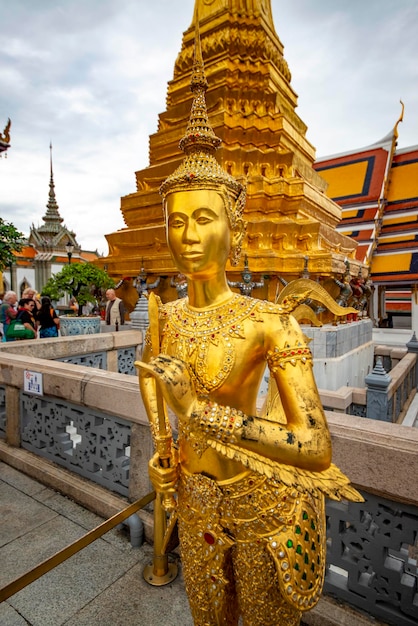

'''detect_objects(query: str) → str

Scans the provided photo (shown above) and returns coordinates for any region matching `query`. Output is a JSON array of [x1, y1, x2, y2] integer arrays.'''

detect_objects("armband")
[[267, 344, 312, 372]]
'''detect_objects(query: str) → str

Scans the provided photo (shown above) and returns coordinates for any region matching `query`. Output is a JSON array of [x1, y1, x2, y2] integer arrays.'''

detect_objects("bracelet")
[[195, 401, 245, 444]]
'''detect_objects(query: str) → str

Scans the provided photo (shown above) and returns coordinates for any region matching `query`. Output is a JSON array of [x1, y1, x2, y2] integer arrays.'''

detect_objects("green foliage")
[[0, 218, 25, 271], [42, 263, 114, 313]]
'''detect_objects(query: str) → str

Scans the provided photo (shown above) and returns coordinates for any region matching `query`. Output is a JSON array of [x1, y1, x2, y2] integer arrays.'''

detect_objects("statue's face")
[[165, 190, 231, 278]]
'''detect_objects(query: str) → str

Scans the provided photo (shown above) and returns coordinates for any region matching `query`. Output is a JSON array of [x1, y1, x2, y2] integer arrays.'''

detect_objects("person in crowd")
[[37, 296, 60, 338], [22, 287, 41, 312], [0, 292, 3, 338], [16, 298, 37, 339], [69, 297, 79, 313], [105, 289, 125, 326], [0, 291, 18, 341]]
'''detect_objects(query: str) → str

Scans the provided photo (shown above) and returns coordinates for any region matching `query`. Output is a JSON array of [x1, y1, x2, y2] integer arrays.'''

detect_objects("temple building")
[[2, 145, 98, 296], [315, 106, 418, 330], [97, 0, 361, 312]]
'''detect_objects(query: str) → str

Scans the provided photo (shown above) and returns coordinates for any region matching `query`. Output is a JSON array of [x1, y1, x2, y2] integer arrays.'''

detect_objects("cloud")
[[1, 0, 418, 254]]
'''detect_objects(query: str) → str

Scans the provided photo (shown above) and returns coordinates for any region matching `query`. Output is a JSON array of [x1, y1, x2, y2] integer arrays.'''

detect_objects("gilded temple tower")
[[99, 0, 359, 303]]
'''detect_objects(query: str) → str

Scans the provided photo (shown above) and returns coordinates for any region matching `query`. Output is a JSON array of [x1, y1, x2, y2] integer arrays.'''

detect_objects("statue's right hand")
[[136, 355, 197, 420], [148, 452, 179, 495]]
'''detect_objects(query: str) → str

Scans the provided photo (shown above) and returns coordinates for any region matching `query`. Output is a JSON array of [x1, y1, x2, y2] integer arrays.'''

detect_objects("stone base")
[[302, 319, 374, 391]]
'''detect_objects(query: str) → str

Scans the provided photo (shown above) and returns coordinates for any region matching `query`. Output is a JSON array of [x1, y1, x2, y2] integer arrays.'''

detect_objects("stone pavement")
[[1, 461, 384, 626], [0, 462, 193, 626]]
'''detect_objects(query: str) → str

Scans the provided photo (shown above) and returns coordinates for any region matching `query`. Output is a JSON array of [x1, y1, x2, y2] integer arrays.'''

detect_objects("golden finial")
[[160, 19, 246, 227], [394, 100, 404, 140], [0, 118, 11, 143]]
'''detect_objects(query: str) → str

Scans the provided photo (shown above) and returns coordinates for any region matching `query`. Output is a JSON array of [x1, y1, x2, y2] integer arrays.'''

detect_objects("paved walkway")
[[0, 462, 382, 626], [0, 462, 193, 626]]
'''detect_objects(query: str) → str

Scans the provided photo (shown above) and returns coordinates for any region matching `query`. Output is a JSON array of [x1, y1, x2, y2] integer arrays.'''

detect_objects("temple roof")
[[29, 144, 81, 255], [314, 113, 418, 287]]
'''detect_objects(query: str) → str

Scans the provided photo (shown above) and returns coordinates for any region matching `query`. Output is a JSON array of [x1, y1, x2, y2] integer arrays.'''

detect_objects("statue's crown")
[[160, 22, 246, 226]]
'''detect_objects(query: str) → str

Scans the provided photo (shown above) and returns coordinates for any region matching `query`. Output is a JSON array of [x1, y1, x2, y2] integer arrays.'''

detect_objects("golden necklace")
[[161, 294, 261, 394]]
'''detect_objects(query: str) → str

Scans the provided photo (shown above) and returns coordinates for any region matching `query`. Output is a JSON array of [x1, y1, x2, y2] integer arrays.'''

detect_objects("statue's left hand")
[[136, 355, 198, 420]]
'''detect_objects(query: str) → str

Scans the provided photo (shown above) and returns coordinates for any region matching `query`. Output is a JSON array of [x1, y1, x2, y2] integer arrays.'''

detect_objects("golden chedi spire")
[[100, 0, 360, 308]]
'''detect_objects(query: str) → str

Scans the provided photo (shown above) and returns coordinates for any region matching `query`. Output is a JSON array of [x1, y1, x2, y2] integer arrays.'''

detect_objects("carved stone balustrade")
[[0, 334, 417, 625]]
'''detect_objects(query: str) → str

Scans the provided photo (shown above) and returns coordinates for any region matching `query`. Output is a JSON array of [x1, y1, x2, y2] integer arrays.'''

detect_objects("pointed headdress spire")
[[160, 19, 246, 227]]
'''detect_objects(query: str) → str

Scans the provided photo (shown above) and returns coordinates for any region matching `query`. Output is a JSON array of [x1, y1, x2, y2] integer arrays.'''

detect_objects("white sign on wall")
[[24, 370, 43, 396]]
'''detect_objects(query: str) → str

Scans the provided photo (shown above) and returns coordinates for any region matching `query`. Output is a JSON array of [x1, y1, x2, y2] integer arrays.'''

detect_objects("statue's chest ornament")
[[162, 295, 263, 394]]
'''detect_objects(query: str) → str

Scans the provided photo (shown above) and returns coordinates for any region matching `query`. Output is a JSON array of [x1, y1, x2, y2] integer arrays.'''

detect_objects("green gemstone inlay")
[[287, 539, 294, 548], [294, 563, 300, 571], [304, 554, 309, 564], [295, 525, 301, 534], [304, 532, 309, 541], [311, 520, 316, 530], [302, 572, 307, 581], [296, 545, 302, 555], [302, 511, 308, 520]]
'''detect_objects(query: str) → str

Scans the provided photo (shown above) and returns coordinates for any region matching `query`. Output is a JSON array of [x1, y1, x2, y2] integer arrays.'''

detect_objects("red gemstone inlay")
[[204, 532, 215, 545]]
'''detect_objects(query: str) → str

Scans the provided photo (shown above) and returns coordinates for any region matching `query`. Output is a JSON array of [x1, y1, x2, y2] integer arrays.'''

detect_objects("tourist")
[[22, 287, 41, 312], [105, 289, 125, 326], [136, 35, 362, 626], [0, 292, 3, 339], [69, 297, 79, 313], [37, 296, 60, 338], [16, 298, 37, 339], [0, 291, 18, 341]]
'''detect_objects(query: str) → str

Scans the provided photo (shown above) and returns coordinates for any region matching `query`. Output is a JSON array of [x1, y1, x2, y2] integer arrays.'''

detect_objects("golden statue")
[[136, 25, 362, 626]]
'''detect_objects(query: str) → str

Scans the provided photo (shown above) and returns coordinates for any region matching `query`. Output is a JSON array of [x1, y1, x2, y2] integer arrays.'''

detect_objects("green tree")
[[0, 218, 25, 271], [42, 263, 115, 315]]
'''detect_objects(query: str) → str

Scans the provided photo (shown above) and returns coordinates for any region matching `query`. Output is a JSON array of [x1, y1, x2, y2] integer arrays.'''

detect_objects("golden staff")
[[141, 291, 178, 586]]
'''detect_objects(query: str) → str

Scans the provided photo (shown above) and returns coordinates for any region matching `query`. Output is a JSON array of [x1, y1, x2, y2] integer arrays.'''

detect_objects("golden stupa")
[[98, 0, 359, 307]]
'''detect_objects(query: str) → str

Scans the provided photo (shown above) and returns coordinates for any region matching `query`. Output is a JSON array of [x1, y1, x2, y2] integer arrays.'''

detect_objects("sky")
[[1, 0, 418, 255]]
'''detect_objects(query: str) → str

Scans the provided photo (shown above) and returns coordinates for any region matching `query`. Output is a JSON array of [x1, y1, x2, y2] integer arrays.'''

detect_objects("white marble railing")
[[0, 336, 417, 625]]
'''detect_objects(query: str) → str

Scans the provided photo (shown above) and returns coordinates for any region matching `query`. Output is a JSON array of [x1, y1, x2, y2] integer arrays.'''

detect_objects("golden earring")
[[230, 243, 242, 266]]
